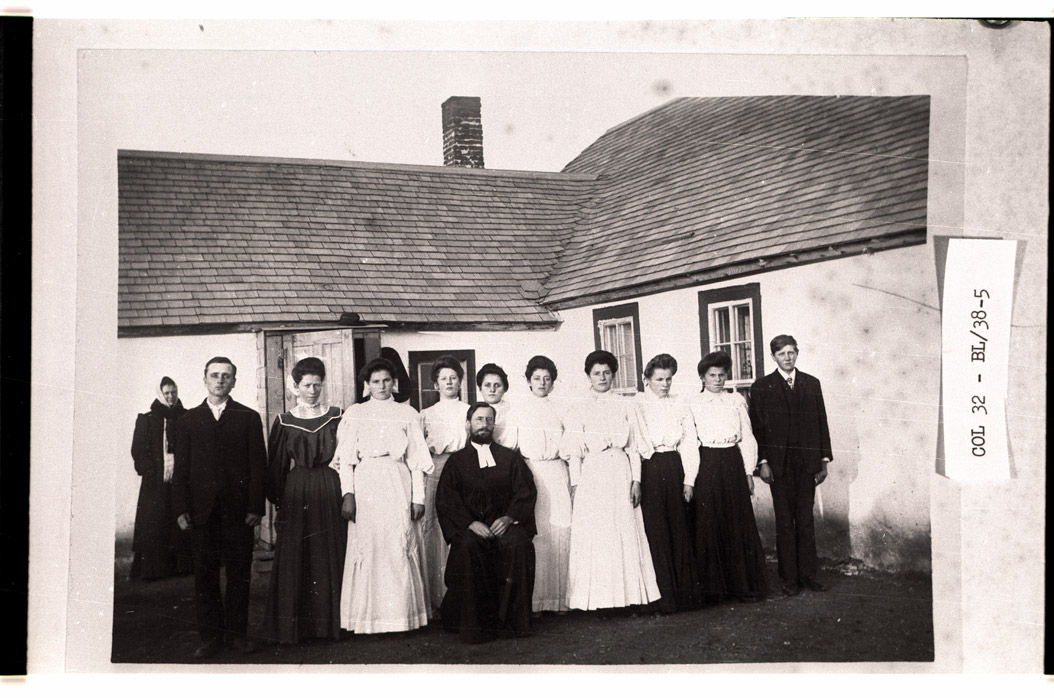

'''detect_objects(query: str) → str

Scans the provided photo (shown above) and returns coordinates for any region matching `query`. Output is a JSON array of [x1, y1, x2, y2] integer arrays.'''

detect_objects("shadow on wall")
[[751, 414, 933, 573]]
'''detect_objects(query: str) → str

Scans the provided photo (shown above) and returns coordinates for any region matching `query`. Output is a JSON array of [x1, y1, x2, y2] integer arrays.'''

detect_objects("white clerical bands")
[[471, 441, 497, 468]]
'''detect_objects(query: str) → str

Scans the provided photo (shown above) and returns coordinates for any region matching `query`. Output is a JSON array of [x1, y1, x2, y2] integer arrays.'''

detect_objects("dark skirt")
[[640, 451, 700, 613], [441, 526, 535, 643], [264, 465, 348, 644], [692, 446, 768, 603], [130, 476, 193, 580]]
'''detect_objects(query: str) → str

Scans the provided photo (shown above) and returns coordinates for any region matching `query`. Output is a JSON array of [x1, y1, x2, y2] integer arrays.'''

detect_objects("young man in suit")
[[748, 335, 833, 596], [173, 356, 267, 659], [435, 402, 537, 643]]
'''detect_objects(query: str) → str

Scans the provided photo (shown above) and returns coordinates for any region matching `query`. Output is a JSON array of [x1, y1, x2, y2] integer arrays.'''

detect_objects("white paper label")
[[940, 238, 1016, 480]]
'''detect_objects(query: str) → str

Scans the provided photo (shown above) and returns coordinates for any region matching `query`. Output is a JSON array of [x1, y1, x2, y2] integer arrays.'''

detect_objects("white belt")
[[653, 445, 678, 453]]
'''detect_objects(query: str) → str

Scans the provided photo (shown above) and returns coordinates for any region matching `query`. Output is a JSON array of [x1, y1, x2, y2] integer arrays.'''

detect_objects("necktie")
[[786, 375, 794, 389]]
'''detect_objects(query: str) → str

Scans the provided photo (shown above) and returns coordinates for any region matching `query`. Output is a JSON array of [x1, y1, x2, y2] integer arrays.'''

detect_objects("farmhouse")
[[118, 94, 935, 571]]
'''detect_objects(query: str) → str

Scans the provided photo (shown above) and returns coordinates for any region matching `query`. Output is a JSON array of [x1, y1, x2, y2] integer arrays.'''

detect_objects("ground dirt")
[[111, 551, 934, 666]]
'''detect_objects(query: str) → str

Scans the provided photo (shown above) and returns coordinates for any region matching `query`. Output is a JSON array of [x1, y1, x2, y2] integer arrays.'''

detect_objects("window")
[[698, 283, 763, 396], [407, 349, 476, 410], [592, 303, 644, 395]]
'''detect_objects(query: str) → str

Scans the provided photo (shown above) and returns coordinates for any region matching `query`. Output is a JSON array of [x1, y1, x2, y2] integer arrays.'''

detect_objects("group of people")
[[130, 334, 833, 660]]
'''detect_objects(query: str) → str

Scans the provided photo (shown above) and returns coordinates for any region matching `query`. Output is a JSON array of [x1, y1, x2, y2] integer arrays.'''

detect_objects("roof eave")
[[542, 228, 927, 311], [118, 317, 562, 339]]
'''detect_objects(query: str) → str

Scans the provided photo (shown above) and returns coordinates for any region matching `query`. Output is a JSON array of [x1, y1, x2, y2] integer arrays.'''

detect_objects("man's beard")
[[470, 429, 493, 445]]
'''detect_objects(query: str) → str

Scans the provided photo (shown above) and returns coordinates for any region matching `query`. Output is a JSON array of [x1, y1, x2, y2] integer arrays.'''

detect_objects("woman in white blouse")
[[335, 357, 433, 634], [636, 354, 702, 613], [688, 351, 768, 603], [562, 349, 661, 611], [476, 363, 515, 448], [506, 355, 571, 614], [417, 355, 469, 614]]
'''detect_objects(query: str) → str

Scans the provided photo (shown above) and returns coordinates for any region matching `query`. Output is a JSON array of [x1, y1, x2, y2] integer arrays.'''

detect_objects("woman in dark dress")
[[688, 351, 768, 603], [130, 376, 192, 580], [264, 357, 347, 644]]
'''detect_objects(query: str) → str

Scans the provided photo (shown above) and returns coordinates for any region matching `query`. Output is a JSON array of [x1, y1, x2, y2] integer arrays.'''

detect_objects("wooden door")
[[284, 329, 357, 410], [259, 328, 370, 553]]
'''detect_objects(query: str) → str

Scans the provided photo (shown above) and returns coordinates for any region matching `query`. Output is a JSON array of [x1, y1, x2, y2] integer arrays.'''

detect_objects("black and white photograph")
[[26, 12, 1048, 683]]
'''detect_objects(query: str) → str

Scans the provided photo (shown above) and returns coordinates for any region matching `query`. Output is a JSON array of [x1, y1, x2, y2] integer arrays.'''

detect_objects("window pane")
[[713, 307, 730, 345], [736, 342, 753, 380], [715, 342, 732, 356], [621, 321, 635, 389], [734, 303, 752, 342]]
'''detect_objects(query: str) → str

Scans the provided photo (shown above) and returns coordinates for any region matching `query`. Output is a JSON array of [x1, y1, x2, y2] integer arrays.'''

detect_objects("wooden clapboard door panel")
[[284, 329, 356, 410]]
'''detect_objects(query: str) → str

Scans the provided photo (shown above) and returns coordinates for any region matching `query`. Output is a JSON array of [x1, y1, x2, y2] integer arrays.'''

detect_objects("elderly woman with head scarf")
[[130, 376, 192, 580]]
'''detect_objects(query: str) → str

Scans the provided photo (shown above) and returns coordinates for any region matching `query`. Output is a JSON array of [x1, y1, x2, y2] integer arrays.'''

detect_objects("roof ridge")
[[118, 149, 597, 182]]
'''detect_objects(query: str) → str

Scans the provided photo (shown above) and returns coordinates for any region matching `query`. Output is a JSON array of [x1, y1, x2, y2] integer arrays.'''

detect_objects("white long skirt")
[[419, 452, 451, 612], [567, 449, 661, 610], [527, 457, 572, 612], [340, 456, 429, 634]]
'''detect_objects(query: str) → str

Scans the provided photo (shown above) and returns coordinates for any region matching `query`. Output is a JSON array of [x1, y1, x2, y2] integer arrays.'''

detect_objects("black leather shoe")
[[802, 578, 827, 592], [231, 637, 258, 654], [192, 640, 222, 660], [781, 583, 801, 596]]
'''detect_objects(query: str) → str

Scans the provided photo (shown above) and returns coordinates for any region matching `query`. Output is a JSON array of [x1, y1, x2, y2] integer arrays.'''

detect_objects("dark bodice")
[[267, 406, 343, 505]]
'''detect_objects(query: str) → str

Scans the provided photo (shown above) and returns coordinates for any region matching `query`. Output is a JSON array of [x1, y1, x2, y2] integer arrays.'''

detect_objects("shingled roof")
[[118, 154, 594, 334], [118, 95, 929, 335], [546, 95, 930, 307]]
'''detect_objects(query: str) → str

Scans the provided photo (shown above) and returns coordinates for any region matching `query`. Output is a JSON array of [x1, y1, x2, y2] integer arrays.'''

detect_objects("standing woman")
[[417, 355, 470, 614], [506, 355, 572, 614], [130, 377, 192, 580], [637, 354, 701, 613], [336, 357, 433, 634], [561, 350, 661, 610], [689, 351, 768, 603], [263, 357, 346, 644], [476, 363, 515, 448]]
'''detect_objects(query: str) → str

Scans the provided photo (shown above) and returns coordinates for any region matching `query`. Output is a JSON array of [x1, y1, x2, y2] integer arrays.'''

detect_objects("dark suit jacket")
[[172, 398, 267, 525], [748, 370, 833, 478], [435, 442, 537, 543]]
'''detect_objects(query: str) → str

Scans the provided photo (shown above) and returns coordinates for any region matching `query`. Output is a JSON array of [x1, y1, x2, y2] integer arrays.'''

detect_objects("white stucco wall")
[[558, 244, 940, 572], [379, 243, 937, 572], [114, 333, 261, 542]]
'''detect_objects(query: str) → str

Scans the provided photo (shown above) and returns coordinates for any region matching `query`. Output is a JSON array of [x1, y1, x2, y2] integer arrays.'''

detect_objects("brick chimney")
[[441, 96, 484, 168]]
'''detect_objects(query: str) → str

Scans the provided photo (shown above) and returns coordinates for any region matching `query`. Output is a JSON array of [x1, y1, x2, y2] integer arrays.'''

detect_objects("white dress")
[[334, 398, 433, 634], [506, 394, 572, 613], [561, 390, 661, 610], [417, 397, 469, 611], [490, 397, 516, 449]]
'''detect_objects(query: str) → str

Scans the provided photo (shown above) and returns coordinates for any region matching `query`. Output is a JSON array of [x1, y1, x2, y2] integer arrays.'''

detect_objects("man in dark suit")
[[748, 335, 833, 597], [435, 402, 537, 643], [173, 356, 267, 659]]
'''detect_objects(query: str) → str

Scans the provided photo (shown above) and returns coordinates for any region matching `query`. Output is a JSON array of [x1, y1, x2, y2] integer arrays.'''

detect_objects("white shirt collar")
[[470, 440, 497, 468], [778, 367, 797, 381], [207, 398, 229, 419], [644, 389, 675, 401]]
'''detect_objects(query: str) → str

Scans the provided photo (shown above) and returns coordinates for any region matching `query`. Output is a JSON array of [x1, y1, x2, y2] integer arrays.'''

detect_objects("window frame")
[[407, 349, 477, 411], [698, 283, 763, 395], [592, 302, 644, 395]]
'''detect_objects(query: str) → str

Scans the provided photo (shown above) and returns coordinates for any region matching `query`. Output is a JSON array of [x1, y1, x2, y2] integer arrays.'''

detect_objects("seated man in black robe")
[[435, 401, 537, 643]]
